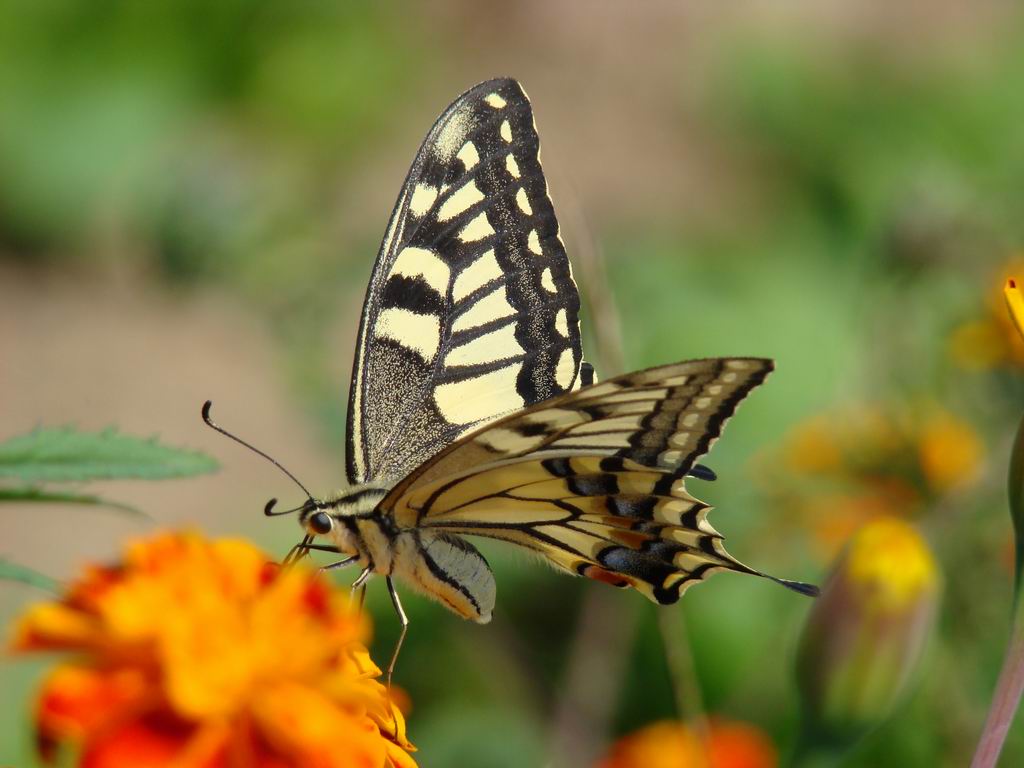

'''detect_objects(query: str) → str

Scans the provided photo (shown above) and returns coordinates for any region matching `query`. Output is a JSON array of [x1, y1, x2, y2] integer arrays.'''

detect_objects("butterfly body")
[[287, 78, 816, 636], [301, 488, 498, 622]]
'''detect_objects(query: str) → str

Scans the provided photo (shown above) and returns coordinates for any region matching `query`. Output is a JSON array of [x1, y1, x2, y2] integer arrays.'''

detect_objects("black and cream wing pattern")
[[346, 78, 583, 486], [381, 358, 817, 612]]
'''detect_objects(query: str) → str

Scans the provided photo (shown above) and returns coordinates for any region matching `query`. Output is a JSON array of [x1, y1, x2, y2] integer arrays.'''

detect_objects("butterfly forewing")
[[347, 78, 583, 485], [381, 358, 792, 605]]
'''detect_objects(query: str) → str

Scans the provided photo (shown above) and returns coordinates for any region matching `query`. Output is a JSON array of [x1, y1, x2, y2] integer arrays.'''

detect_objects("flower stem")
[[549, 588, 640, 767], [970, 608, 1024, 768], [971, 411, 1024, 767], [788, 732, 841, 768], [657, 608, 708, 742]]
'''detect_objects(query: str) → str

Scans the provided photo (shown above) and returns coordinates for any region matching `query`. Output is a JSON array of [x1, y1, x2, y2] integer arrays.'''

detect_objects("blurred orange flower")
[[918, 412, 983, 493], [761, 404, 981, 560], [596, 718, 777, 768], [10, 531, 416, 768], [780, 406, 980, 498]]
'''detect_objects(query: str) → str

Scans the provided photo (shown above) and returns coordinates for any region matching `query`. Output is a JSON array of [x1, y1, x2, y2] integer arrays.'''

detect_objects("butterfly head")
[[299, 502, 335, 537], [297, 485, 389, 547]]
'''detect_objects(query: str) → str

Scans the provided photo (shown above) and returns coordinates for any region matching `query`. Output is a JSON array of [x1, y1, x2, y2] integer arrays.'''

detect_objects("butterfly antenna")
[[201, 401, 316, 510]]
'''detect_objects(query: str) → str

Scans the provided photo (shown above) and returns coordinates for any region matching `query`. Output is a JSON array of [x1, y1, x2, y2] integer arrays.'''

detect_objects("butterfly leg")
[[320, 555, 358, 572], [351, 566, 372, 611], [302, 543, 345, 554], [384, 576, 409, 688]]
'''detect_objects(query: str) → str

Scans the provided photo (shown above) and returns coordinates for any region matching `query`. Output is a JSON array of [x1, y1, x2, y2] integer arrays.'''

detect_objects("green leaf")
[[0, 486, 143, 516], [0, 558, 59, 593], [0, 427, 219, 483]]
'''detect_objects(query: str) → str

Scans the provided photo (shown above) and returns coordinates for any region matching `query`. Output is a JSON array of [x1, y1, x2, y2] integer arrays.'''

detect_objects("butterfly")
[[207, 78, 816, 681]]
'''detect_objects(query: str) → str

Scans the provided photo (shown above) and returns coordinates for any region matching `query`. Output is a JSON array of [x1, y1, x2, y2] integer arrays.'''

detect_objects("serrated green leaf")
[[0, 427, 219, 483], [0, 558, 59, 593], [0, 486, 143, 516]]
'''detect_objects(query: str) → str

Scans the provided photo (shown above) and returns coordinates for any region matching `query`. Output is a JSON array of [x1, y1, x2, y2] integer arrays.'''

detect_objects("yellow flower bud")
[[795, 517, 940, 750], [1005, 278, 1024, 591], [1004, 277, 1024, 342]]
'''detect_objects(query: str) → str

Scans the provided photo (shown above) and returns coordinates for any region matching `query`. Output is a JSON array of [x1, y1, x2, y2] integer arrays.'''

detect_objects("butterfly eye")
[[309, 511, 333, 535]]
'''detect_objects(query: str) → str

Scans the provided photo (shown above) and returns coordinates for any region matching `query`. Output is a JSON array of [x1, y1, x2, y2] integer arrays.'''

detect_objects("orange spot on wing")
[[582, 565, 630, 588], [609, 530, 651, 549]]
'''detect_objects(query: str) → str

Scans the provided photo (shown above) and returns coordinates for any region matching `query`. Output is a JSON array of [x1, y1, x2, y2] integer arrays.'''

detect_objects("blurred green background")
[[2, 1, 1024, 766]]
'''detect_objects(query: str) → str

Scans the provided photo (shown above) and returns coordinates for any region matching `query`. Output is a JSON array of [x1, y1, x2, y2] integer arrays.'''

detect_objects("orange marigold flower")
[[784, 404, 982, 499], [596, 718, 777, 768], [10, 531, 416, 768]]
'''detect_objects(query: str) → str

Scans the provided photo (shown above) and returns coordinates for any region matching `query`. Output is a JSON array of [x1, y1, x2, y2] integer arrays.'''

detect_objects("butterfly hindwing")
[[381, 358, 814, 605], [393, 456, 738, 604], [347, 78, 583, 486], [385, 358, 774, 496]]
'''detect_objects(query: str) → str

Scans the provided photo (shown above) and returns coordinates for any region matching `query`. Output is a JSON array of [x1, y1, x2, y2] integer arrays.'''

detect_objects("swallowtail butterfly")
[[235, 78, 816, 677]]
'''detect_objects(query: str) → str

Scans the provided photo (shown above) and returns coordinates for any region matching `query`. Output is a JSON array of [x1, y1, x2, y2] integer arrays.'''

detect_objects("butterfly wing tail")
[[573, 497, 819, 605]]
